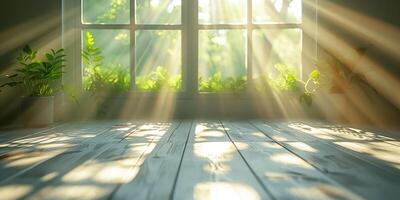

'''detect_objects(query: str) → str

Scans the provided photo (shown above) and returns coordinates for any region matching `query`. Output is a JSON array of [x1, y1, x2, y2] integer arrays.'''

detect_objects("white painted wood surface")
[[0, 120, 398, 200]]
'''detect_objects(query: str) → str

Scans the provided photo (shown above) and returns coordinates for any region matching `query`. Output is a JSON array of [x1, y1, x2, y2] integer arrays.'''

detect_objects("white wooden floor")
[[0, 120, 399, 200]]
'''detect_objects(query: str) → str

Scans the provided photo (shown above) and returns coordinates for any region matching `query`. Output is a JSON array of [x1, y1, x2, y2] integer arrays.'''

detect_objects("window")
[[64, 0, 303, 94]]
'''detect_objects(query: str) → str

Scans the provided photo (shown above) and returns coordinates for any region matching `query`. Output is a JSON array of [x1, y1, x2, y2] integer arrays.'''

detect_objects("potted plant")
[[9, 45, 67, 126], [265, 64, 322, 106], [252, 63, 323, 118]]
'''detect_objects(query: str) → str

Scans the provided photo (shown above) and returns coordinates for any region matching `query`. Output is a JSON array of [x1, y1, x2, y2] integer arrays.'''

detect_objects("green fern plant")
[[14, 45, 66, 96], [82, 31, 130, 93]]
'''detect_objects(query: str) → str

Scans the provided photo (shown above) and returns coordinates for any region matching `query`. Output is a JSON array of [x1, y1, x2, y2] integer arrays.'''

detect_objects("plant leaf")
[[309, 70, 321, 80]]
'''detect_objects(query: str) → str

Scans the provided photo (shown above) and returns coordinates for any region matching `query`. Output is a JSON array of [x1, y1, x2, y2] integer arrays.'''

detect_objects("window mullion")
[[198, 24, 247, 29], [186, 0, 198, 96], [135, 24, 182, 30], [81, 24, 130, 29], [181, 0, 187, 95], [253, 23, 301, 29], [76, 0, 83, 93], [247, 0, 253, 92], [63, 0, 83, 94], [130, 0, 136, 91]]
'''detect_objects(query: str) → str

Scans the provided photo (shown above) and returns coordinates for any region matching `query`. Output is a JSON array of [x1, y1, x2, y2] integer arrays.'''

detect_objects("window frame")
[[62, 0, 316, 99]]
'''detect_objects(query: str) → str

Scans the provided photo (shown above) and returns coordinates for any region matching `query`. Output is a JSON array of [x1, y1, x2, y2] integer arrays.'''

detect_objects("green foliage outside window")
[[82, 31, 130, 93], [135, 66, 181, 91], [96, 0, 129, 23], [199, 73, 246, 92], [82, 31, 182, 93], [81, 1, 305, 94], [267, 64, 300, 91]]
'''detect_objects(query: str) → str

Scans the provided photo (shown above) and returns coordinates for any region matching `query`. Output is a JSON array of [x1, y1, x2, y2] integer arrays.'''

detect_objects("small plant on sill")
[[256, 64, 322, 106], [298, 69, 321, 106]]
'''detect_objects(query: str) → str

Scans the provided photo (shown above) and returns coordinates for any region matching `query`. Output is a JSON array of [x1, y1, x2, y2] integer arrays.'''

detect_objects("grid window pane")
[[78, 0, 303, 94], [136, 0, 181, 24], [252, 29, 302, 88], [82, 0, 130, 24], [199, 30, 246, 92], [82, 29, 130, 92], [199, 0, 246, 24], [253, 0, 302, 23], [135, 30, 182, 91]]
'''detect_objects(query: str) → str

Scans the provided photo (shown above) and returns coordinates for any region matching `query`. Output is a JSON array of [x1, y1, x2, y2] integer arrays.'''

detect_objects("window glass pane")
[[252, 29, 302, 90], [253, 0, 302, 23], [135, 30, 182, 91], [199, 30, 246, 92], [136, 0, 181, 24], [199, 0, 246, 24], [82, 29, 130, 92], [82, 0, 130, 24]]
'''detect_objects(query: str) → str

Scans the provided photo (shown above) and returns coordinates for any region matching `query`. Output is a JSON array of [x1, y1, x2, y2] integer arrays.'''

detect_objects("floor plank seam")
[[274, 122, 400, 177], [1, 120, 398, 200], [0, 123, 71, 156], [0, 122, 124, 198], [306, 122, 400, 148], [169, 120, 193, 200], [166, 121, 183, 143], [107, 121, 184, 200], [219, 120, 278, 200], [7, 125, 127, 200], [0, 122, 68, 144], [0, 125, 115, 184], [118, 124, 142, 142], [247, 120, 358, 192]]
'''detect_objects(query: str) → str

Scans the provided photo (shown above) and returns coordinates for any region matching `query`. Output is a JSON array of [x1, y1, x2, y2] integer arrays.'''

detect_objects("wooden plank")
[[29, 142, 156, 200], [277, 122, 400, 174], [112, 120, 192, 200], [17, 121, 181, 200], [122, 122, 179, 143], [173, 121, 272, 200], [167, 120, 193, 143], [0, 122, 117, 182], [0, 122, 127, 184], [222, 121, 363, 200], [300, 121, 400, 146], [187, 120, 230, 143], [292, 122, 400, 147], [288, 122, 400, 170], [0, 122, 138, 200], [0, 123, 66, 143], [0, 123, 72, 154], [251, 121, 400, 200], [221, 121, 272, 142], [0, 122, 113, 156]]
